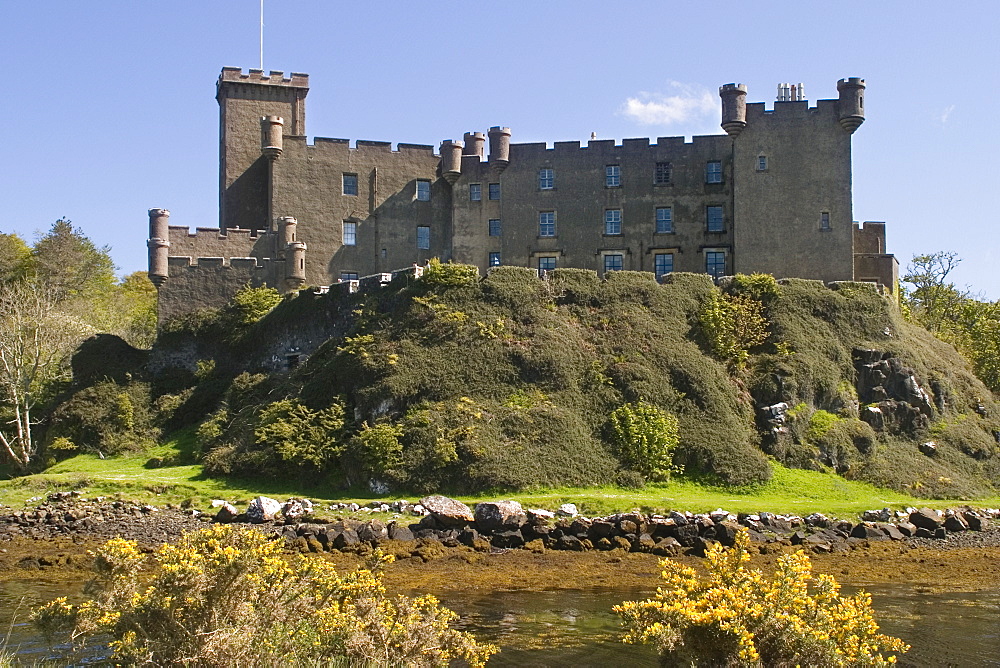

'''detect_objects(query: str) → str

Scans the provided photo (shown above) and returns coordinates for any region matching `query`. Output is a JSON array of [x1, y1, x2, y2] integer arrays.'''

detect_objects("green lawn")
[[1, 435, 996, 518]]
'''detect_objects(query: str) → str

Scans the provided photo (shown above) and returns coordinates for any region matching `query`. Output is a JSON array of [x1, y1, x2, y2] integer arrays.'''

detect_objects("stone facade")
[[148, 68, 897, 322]]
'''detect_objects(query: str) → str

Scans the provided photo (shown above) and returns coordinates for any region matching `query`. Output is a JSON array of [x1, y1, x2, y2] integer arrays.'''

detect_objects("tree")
[[0, 232, 31, 283], [27, 218, 116, 302], [902, 251, 967, 333], [0, 282, 94, 470]]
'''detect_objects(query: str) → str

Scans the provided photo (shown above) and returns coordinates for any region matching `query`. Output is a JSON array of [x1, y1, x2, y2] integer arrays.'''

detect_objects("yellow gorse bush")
[[614, 528, 908, 666], [33, 524, 496, 667]]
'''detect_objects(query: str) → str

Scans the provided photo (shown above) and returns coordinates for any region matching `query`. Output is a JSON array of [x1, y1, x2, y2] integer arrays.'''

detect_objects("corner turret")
[[719, 83, 748, 137], [462, 132, 486, 159], [440, 140, 464, 185], [262, 115, 284, 159], [147, 208, 170, 287], [488, 126, 511, 172], [837, 77, 866, 133]]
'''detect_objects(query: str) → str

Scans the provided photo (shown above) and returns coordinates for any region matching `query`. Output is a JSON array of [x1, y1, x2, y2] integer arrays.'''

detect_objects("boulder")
[[281, 498, 313, 520], [556, 535, 586, 551], [909, 508, 943, 531], [387, 522, 415, 542], [850, 522, 887, 540], [246, 496, 282, 523], [213, 502, 239, 523], [358, 520, 388, 543], [944, 514, 968, 532], [419, 495, 474, 528], [652, 537, 682, 556], [587, 520, 616, 541], [878, 523, 905, 541], [919, 441, 938, 456], [491, 529, 525, 549], [474, 500, 526, 534], [333, 529, 360, 550], [963, 512, 988, 532], [568, 518, 592, 538], [556, 503, 579, 517], [526, 508, 555, 524], [896, 522, 917, 537]]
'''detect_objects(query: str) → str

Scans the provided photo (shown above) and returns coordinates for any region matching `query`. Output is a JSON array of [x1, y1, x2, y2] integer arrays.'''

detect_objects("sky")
[[2, 1, 998, 298]]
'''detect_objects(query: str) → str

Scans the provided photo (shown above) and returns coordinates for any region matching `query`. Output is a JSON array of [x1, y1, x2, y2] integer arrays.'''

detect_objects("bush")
[[45, 381, 158, 456], [254, 398, 347, 470], [615, 528, 908, 666], [699, 290, 769, 371], [607, 402, 682, 481], [225, 284, 282, 326], [33, 525, 496, 667], [420, 258, 480, 288]]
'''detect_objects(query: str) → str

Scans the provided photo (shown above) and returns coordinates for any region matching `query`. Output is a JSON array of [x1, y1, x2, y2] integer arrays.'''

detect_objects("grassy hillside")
[[40, 264, 1000, 500]]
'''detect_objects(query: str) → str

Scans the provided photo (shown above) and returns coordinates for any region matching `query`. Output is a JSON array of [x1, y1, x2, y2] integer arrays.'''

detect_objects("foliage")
[[350, 421, 405, 476], [46, 381, 158, 457], [0, 281, 94, 470], [225, 284, 283, 327], [699, 289, 769, 371], [805, 409, 840, 443], [254, 398, 347, 470], [726, 272, 781, 303], [615, 528, 909, 666], [902, 251, 966, 333], [420, 258, 480, 288], [607, 402, 682, 481], [33, 525, 497, 667], [26, 218, 116, 303], [0, 232, 31, 283]]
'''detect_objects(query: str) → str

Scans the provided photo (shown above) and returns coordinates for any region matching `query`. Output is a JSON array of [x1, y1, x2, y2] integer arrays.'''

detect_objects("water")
[[2, 578, 997, 666]]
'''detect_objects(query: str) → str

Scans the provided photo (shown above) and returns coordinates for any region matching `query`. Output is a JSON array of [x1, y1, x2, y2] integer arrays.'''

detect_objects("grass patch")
[[3, 445, 996, 519]]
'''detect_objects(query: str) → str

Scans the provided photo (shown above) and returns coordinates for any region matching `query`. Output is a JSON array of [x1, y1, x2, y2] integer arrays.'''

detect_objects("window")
[[707, 206, 724, 232], [340, 272, 358, 281], [539, 211, 556, 237], [488, 183, 501, 200], [655, 162, 672, 184], [820, 212, 831, 230], [539, 168, 554, 190], [604, 209, 622, 235], [342, 221, 357, 246], [416, 226, 430, 249], [706, 161, 722, 184], [489, 252, 501, 266], [757, 156, 767, 171], [538, 256, 557, 272], [706, 251, 726, 278], [655, 207, 673, 234], [469, 183, 481, 201], [488, 219, 502, 237], [416, 180, 431, 201], [605, 164, 620, 187], [604, 254, 623, 273], [654, 253, 674, 277], [343, 173, 358, 196]]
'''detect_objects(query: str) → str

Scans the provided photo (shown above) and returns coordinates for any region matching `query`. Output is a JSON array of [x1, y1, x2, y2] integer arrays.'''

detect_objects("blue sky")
[[2, 1, 997, 297]]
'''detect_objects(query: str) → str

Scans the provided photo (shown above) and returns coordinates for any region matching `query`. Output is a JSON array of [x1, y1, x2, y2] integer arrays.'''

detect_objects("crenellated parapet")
[[219, 67, 309, 87]]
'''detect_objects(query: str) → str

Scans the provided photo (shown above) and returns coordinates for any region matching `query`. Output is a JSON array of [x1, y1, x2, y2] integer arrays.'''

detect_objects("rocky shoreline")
[[2, 492, 999, 566]]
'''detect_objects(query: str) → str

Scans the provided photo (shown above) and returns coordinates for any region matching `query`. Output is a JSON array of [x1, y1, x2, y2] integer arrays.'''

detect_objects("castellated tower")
[[217, 68, 309, 232]]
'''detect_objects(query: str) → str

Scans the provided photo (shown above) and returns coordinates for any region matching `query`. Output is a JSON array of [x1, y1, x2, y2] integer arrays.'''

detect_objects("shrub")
[[420, 258, 479, 288], [805, 409, 840, 442], [45, 381, 158, 455], [350, 421, 405, 476], [33, 525, 496, 667], [607, 402, 682, 481], [615, 528, 908, 666], [254, 398, 347, 470], [225, 284, 282, 326], [699, 290, 769, 371]]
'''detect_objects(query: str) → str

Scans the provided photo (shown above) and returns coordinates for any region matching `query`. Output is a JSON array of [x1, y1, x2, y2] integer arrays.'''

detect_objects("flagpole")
[[259, 0, 264, 70]]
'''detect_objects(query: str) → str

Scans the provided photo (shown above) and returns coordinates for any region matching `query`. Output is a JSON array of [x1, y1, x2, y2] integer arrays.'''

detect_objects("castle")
[[147, 68, 897, 322]]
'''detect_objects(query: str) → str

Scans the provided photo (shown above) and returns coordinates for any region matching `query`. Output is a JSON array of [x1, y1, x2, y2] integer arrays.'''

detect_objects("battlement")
[[218, 67, 309, 87], [167, 256, 268, 269], [294, 135, 443, 158], [508, 133, 728, 159]]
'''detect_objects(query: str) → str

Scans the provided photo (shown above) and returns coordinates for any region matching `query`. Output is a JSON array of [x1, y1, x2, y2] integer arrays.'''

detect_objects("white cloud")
[[939, 104, 956, 124], [619, 82, 718, 126]]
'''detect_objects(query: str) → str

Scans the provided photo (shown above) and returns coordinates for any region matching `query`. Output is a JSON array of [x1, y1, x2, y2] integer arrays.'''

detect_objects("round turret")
[[462, 131, 486, 159], [488, 126, 511, 172], [285, 240, 307, 292], [280, 216, 297, 246], [440, 140, 464, 185], [719, 83, 748, 137], [261, 115, 284, 158], [837, 78, 866, 134], [147, 208, 170, 287]]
